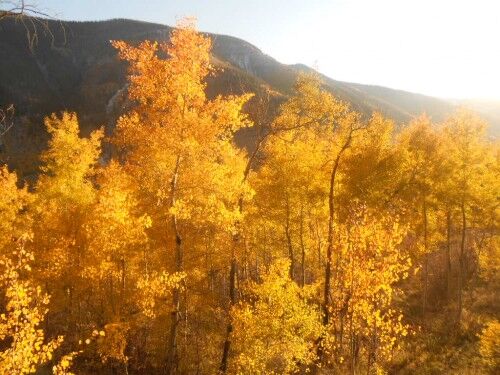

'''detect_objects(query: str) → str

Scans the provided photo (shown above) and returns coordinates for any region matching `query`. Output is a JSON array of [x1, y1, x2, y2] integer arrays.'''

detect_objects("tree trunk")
[[300, 206, 306, 287], [422, 199, 429, 324], [119, 256, 126, 316], [350, 318, 357, 375], [313, 130, 354, 373], [446, 210, 452, 301], [219, 193, 244, 373], [457, 201, 466, 325], [315, 153, 342, 369], [285, 195, 295, 280], [316, 218, 322, 272], [219, 243, 237, 373], [323, 155, 340, 325], [219, 134, 267, 373], [166, 155, 182, 375]]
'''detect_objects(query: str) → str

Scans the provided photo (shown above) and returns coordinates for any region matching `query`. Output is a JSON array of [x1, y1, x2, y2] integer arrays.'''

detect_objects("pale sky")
[[34, 0, 500, 100]]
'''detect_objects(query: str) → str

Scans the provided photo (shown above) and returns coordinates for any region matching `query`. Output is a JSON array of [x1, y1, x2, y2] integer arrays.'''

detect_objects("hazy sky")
[[37, 0, 500, 100]]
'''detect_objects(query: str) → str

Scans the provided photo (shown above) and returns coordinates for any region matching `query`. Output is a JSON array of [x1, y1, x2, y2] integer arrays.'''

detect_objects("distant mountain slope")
[[0, 18, 498, 173], [456, 100, 500, 137]]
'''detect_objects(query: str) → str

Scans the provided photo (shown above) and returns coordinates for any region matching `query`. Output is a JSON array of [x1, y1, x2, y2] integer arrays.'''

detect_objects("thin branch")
[[0, 1, 64, 51], [0, 104, 15, 138]]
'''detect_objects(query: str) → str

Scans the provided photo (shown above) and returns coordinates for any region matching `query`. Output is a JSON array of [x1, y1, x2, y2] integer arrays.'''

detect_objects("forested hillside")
[[0, 18, 498, 375], [2, 17, 498, 177]]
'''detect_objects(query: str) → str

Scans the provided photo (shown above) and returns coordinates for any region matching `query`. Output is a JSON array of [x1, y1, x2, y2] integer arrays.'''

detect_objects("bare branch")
[[0, 1, 52, 20], [0, 104, 15, 138], [0, 1, 63, 51]]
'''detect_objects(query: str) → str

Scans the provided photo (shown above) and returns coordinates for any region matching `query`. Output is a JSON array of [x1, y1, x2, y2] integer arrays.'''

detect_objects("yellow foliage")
[[323, 212, 411, 370], [83, 161, 150, 283], [0, 238, 64, 374], [0, 166, 31, 251], [112, 19, 253, 235], [97, 323, 129, 365], [38, 112, 103, 205], [136, 271, 187, 318], [230, 259, 322, 374], [479, 320, 500, 371]]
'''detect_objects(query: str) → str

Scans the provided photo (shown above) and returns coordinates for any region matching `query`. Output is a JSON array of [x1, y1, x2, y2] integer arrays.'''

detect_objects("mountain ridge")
[[0, 17, 498, 174]]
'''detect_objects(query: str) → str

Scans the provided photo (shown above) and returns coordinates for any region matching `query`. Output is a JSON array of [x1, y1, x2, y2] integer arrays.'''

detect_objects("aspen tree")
[[112, 19, 252, 372]]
